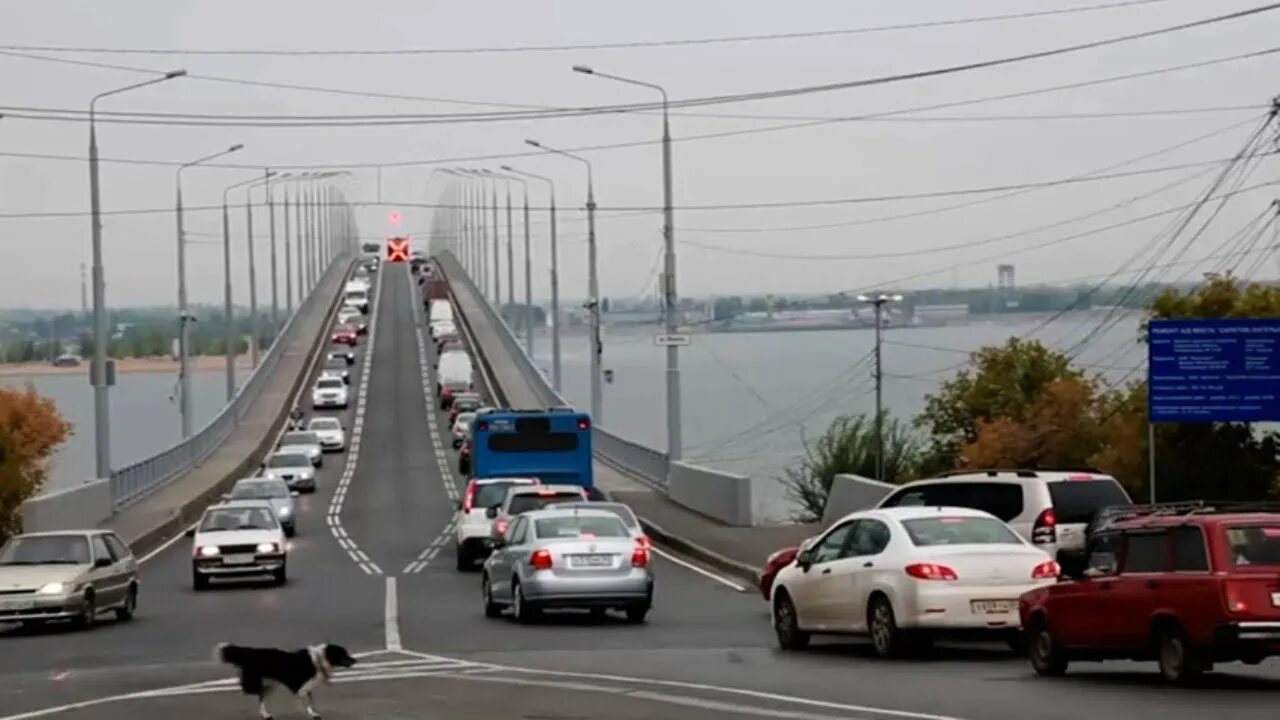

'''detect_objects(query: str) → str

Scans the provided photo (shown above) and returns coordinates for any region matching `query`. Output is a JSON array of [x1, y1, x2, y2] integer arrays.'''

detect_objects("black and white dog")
[[215, 642, 357, 719]]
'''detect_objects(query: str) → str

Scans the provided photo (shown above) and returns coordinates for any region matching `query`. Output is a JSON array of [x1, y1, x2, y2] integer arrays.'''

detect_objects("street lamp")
[[494, 170, 531, 353], [87, 69, 186, 480], [222, 171, 276, 401], [175, 142, 243, 438], [856, 293, 903, 483], [525, 139, 602, 423], [502, 164, 560, 391], [243, 171, 278, 369], [574, 65, 681, 465], [483, 170, 517, 311]]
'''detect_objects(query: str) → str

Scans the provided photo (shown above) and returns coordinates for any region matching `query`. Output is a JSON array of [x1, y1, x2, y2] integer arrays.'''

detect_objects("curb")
[[635, 514, 761, 589], [125, 259, 355, 559]]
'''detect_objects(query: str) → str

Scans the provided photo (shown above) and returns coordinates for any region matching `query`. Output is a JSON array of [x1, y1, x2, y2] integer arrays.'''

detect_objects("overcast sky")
[[0, 0, 1275, 310]]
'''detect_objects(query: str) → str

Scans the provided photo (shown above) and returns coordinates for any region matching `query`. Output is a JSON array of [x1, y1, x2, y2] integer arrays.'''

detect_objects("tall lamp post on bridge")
[[175, 142, 243, 438], [857, 293, 902, 483], [502, 164, 559, 391], [88, 69, 186, 479], [526, 139, 602, 423], [222, 172, 276, 401], [493, 170, 531, 354], [573, 65, 682, 464], [243, 171, 278, 369]]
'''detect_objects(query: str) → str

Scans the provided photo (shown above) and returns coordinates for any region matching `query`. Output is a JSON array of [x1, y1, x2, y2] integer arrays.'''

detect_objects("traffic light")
[[386, 237, 409, 262]]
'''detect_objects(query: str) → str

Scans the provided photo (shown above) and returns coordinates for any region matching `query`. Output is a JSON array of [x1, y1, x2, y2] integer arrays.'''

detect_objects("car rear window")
[[902, 517, 1022, 546], [534, 516, 628, 539], [1047, 479, 1130, 524], [508, 492, 584, 515], [283, 432, 318, 444], [881, 482, 1024, 522], [1224, 525, 1280, 567], [473, 482, 529, 509], [317, 379, 344, 389]]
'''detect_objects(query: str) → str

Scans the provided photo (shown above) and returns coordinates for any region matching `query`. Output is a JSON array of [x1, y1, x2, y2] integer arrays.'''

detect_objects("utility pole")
[[858, 293, 902, 483], [283, 187, 293, 315], [491, 180, 500, 305], [79, 263, 88, 315]]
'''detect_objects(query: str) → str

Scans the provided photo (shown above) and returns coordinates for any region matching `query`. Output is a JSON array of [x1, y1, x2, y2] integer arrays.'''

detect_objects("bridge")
[[5, 248, 1273, 719]]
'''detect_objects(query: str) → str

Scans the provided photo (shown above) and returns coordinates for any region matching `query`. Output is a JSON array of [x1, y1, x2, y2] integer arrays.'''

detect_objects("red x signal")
[[386, 237, 409, 262]]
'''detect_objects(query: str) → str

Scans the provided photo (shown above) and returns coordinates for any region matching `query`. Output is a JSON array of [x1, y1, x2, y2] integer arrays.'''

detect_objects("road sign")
[[1148, 318, 1280, 422], [386, 237, 409, 262], [653, 333, 692, 347]]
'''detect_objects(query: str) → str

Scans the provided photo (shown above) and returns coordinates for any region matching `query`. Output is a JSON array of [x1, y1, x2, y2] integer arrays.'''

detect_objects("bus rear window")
[[488, 433, 579, 452], [1225, 525, 1280, 566]]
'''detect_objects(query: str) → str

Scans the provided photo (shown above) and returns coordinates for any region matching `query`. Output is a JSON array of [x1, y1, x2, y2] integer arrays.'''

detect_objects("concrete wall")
[[21, 480, 112, 535], [669, 461, 753, 526], [821, 473, 897, 526]]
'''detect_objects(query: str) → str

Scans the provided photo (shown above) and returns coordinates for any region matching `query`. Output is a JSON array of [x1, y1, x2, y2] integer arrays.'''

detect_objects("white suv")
[[875, 469, 1131, 557], [311, 377, 349, 409], [453, 477, 539, 570]]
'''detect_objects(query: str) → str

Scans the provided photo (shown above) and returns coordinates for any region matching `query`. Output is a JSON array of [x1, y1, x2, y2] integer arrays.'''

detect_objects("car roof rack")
[[1090, 500, 1280, 531], [934, 467, 1105, 479]]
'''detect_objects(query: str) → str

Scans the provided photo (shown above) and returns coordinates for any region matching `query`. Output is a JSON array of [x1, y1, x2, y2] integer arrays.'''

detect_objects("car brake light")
[[495, 518, 509, 535], [905, 563, 958, 581], [631, 546, 649, 567], [1065, 474, 1095, 481], [579, 532, 596, 539], [538, 489, 556, 496], [1031, 560, 1060, 579], [461, 482, 476, 513], [637, 535, 651, 549], [530, 549, 553, 570], [1223, 581, 1250, 613], [1032, 508, 1057, 545]]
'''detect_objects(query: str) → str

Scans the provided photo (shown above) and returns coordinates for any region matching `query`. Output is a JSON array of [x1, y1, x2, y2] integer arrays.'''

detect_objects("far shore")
[[0, 355, 254, 378]]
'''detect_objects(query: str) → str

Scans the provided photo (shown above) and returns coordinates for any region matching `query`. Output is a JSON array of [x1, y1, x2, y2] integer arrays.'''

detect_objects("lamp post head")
[[500, 165, 514, 172], [572, 65, 595, 75], [525, 139, 542, 148], [228, 143, 244, 152], [164, 70, 188, 79]]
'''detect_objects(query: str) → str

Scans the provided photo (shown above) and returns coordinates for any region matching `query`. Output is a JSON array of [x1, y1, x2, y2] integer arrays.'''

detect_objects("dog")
[[215, 642, 357, 719]]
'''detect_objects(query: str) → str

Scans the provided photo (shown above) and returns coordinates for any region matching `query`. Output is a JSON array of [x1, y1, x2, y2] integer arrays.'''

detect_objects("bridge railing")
[[108, 256, 352, 509]]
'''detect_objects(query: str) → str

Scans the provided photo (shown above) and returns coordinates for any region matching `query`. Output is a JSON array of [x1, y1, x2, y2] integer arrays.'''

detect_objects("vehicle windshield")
[[282, 432, 319, 445], [455, 413, 476, 427], [0, 535, 91, 565], [508, 491, 584, 515], [199, 507, 279, 532], [324, 358, 347, 369], [902, 517, 1023, 546], [230, 482, 289, 500], [534, 515, 629, 539], [309, 418, 341, 431], [1225, 525, 1280, 566], [455, 398, 480, 410], [267, 453, 309, 468], [317, 379, 344, 389]]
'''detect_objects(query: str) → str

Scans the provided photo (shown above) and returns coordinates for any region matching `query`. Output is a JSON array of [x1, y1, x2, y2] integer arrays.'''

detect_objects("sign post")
[[1148, 318, 1280, 502]]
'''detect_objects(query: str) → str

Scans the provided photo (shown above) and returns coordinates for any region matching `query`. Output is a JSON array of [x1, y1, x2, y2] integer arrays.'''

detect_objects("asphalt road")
[[3, 265, 1279, 720]]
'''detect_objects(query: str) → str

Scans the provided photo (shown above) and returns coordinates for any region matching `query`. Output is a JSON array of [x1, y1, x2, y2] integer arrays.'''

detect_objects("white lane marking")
[[137, 521, 197, 564], [384, 576, 402, 651], [325, 265, 386, 575], [651, 547, 749, 593]]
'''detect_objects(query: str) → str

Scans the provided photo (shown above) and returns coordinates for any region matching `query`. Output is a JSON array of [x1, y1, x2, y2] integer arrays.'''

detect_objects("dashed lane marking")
[[325, 265, 386, 575]]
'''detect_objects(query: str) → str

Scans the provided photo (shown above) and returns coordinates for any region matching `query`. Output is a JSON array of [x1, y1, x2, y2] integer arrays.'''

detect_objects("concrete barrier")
[[669, 460, 754, 526], [21, 479, 112, 534], [821, 473, 896, 526]]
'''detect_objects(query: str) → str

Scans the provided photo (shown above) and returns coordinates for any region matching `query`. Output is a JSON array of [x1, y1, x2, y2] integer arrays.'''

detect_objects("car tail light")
[[1223, 581, 1250, 614], [1032, 508, 1057, 545], [631, 546, 649, 567], [461, 482, 477, 513], [495, 518, 509, 535], [530, 549, 553, 570], [637, 535, 651, 549], [905, 563, 958, 581], [1031, 560, 1060, 579]]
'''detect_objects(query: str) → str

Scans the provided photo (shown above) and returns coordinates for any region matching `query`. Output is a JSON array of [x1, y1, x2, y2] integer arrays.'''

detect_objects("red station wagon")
[[330, 325, 359, 346], [1020, 501, 1280, 683]]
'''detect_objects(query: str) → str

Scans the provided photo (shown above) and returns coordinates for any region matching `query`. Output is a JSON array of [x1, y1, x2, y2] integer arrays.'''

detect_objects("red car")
[[1020, 502, 1280, 683], [759, 546, 798, 600], [331, 325, 359, 346]]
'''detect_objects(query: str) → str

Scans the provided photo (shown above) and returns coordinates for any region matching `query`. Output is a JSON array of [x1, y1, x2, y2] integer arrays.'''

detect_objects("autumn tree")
[[0, 386, 72, 541]]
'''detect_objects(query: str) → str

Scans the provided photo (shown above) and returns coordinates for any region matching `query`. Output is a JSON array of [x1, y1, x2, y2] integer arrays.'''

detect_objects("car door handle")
[[862, 562, 874, 568], [820, 568, 832, 575]]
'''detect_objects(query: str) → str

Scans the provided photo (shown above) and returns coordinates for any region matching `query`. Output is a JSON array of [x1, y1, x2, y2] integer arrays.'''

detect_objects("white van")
[[875, 469, 1131, 557], [429, 299, 453, 324], [436, 352, 473, 409]]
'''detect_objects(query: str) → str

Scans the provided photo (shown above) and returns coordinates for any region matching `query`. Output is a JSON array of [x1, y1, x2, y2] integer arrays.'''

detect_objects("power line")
[[0, 1, 1174, 56]]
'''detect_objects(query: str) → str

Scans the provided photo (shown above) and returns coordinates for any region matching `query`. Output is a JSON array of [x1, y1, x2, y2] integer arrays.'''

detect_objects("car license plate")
[[0, 598, 34, 611], [568, 554, 612, 568], [223, 554, 255, 566], [971, 600, 1015, 614]]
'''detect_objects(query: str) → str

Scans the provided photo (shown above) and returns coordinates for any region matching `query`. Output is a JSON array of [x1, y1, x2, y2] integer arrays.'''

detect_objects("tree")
[[958, 377, 1108, 470], [0, 386, 72, 541], [783, 414, 921, 522]]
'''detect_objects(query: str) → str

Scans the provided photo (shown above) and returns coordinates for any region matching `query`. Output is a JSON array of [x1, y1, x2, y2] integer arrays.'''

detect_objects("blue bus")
[[471, 409, 594, 491]]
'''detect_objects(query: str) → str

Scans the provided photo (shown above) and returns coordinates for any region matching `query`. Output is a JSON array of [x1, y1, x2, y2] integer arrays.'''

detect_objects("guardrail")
[[108, 255, 353, 509], [435, 250, 672, 488]]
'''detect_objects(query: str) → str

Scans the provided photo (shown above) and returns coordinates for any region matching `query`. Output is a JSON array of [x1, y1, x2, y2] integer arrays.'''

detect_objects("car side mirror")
[[485, 507, 499, 519], [1056, 549, 1088, 580], [94, 557, 112, 568], [796, 548, 814, 572], [220, 493, 230, 501], [184, 528, 196, 538]]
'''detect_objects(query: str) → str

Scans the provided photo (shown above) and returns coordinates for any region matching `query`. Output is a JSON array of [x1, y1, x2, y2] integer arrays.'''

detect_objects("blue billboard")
[[1148, 318, 1280, 422]]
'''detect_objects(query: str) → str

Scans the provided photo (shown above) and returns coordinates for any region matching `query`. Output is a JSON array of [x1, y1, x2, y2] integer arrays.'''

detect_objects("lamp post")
[[857, 293, 902, 483], [222, 172, 273, 400], [88, 69, 186, 479], [175, 142, 242, 438], [526, 139, 601, 423], [502, 165, 556, 389], [574, 65, 681, 464], [244, 171, 277, 368]]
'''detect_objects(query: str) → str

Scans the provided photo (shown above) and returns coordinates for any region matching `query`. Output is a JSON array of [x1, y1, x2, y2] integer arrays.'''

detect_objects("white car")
[[451, 412, 475, 449], [770, 506, 1057, 657], [277, 430, 323, 467], [307, 416, 346, 452], [337, 307, 363, 326], [454, 477, 539, 570], [345, 278, 370, 294], [260, 451, 317, 493], [311, 377, 349, 409], [344, 289, 369, 313], [188, 500, 288, 590], [430, 320, 456, 339]]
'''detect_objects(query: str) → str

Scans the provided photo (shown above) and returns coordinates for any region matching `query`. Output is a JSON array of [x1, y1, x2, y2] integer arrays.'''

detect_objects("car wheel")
[[1028, 618, 1068, 676], [481, 575, 502, 618], [284, 524, 296, 538], [115, 585, 137, 622], [1157, 623, 1207, 683], [772, 591, 810, 650], [456, 545, 471, 572], [624, 604, 650, 624], [512, 579, 538, 624], [273, 563, 288, 586], [192, 568, 209, 591], [868, 595, 903, 659], [72, 593, 96, 629]]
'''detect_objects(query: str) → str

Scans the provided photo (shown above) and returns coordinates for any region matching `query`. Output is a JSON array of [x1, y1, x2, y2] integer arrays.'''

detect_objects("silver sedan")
[[481, 507, 653, 624]]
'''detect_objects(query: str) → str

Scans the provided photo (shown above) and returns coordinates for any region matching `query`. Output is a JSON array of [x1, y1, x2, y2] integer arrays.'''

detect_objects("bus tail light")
[[577, 418, 590, 430], [530, 549, 553, 570], [476, 420, 488, 432]]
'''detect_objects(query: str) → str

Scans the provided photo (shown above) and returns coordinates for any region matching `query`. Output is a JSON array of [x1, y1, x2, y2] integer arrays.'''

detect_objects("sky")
[[0, 0, 1276, 310]]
